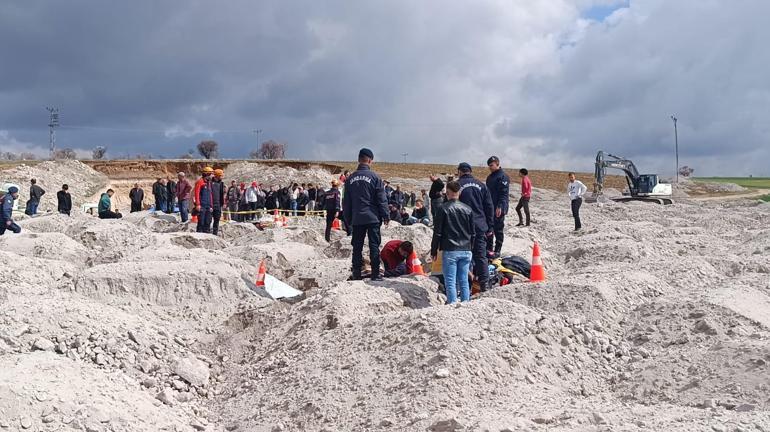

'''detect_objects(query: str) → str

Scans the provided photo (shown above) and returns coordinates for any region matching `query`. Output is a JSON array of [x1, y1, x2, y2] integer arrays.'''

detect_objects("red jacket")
[[380, 240, 413, 273], [176, 179, 192, 201], [521, 176, 532, 198]]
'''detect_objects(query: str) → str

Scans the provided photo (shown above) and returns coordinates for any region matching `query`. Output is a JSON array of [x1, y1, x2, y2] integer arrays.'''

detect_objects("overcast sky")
[[1, 0, 768, 176]]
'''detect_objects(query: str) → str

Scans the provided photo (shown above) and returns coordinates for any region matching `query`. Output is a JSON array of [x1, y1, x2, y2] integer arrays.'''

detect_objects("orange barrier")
[[529, 242, 547, 282]]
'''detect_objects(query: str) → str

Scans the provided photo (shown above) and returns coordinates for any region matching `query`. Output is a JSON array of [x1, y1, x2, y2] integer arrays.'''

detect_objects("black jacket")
[[412, 207, 428, 219], [343, 164, 389, 226], [152, 182, 167, 200], [431, 199, 475, 256], [57, 190, 72, 213], [429, 179, 444, 199], [486, 169, 510, 215], [129, 187, 144, 204], [166, 181, 177, 202], [324, 188, 341, 212], [211, 180, 225, 209], [389, 190, 405, 208], [30, 184, 45, 201], [458, 173, 494, 233]]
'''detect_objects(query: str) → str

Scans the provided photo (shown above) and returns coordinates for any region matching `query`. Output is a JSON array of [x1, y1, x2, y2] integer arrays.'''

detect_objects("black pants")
[[351, 223, 382, 278], [167, 198, 175, 214], [325, 210, 337, 241], [212, 208, 222, 235], [197, 208, 212, 233], [131, 202, 142, 213], [571, 198, 582, 230], [516, 197, 530, 225], [0, 220, 21, 235], [98, 211, 122, 219], [473, 229, 489, 288], [486, 215, 505, 255]]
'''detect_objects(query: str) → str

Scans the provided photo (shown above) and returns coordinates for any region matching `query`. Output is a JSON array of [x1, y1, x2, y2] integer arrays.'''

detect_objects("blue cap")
[[7, 186, 18, 194], [457, 162, 472, 172], [358, 148, 374, 160]]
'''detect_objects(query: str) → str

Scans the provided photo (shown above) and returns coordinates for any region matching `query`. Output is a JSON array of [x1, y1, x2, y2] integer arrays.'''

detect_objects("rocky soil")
[[1, 161, 769, 431]]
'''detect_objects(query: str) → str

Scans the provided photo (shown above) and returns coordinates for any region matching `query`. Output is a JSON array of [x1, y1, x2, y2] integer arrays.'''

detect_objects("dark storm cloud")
[[1, 0, 767, 175]]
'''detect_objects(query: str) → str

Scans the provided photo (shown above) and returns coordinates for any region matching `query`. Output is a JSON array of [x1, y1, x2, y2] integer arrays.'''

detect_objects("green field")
[[695, 177, 770, 201], [694, 177, 770, 188]]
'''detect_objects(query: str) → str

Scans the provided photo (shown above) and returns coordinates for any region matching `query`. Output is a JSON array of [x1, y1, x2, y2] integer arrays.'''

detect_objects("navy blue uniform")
[[458, 173, 495, 290], [343, 164, 389, 279], [211, 179, 225, 236], [1, 193, 21, 235], [324, 187, 341, 242], [485, 169, 510, 254]]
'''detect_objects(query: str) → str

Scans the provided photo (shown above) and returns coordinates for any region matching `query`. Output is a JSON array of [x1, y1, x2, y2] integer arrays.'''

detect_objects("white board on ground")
[[264, 273, 303, 299]]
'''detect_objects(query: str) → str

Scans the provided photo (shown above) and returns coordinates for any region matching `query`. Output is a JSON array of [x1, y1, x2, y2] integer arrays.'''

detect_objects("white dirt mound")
[[226, 162, 335, 188], [1, 160, 108, 211]]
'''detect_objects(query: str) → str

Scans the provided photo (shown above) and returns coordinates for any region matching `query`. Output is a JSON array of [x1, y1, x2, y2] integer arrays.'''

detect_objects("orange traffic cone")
[[191, 214, 198, 223], [409, 251, 425, 276], [255, 260, 266, 287], [529, 242, 546, 282], [282, 215, 288, 226], [273, 210, 282, 227], [331, 218, 341, 230]]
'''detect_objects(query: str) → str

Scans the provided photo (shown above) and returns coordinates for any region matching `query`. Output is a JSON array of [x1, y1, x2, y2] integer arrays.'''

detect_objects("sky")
[[1, 0, 768, 176]]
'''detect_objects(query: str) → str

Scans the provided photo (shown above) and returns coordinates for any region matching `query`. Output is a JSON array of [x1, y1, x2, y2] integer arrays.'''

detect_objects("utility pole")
[[671, 115, 679, 183], [252, 129, 262, 158], [401, 153, 408, 163], [47, 107, 60, 159]]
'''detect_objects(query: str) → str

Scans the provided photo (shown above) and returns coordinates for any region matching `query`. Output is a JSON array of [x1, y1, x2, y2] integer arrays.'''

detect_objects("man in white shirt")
[[567, 172, 587, 231], [246, 182, 259, 221]]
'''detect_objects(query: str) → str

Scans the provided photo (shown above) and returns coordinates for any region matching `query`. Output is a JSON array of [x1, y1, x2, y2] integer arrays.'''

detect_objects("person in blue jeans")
[[430, 180, 475, 303]]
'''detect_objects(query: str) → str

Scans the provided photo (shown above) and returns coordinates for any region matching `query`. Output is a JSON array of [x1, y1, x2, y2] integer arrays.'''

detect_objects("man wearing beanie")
[[456, 162, 495, 292], [1, 186, 22, 235], [343, 148, 390, 281]]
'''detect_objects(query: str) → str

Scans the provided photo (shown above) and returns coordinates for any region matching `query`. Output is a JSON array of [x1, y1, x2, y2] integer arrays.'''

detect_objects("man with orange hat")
[[193, 167, 214, 233], [211, 169, 226, 235]]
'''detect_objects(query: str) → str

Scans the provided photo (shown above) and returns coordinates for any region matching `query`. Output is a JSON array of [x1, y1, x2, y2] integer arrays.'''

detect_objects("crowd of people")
[[341, 147, 587, 304], [1, 156, 589, 299]]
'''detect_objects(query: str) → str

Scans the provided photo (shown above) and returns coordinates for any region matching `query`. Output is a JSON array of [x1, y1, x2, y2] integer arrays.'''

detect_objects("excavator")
[[587, 151, 674, 205]]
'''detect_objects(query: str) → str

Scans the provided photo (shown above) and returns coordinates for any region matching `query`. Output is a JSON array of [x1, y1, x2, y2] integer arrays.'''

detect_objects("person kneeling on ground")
[[98, 189, 122, 219], [408, 199, 431, 225], [1, 186, 22, 235], [431, 180, 474, 304], [388, 204, 401, 224], [380, 240, 414, 277]]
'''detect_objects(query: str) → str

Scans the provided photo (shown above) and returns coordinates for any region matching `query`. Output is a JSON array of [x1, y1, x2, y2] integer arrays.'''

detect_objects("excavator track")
[[611, 196, 674, 205]]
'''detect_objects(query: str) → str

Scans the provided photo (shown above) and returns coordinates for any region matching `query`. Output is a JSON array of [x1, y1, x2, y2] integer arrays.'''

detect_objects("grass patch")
[[759, 194, 770, 202], [694, 177, 770, 189]]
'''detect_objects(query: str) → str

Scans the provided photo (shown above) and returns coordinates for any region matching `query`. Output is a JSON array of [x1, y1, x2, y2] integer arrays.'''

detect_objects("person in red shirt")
[[515, 168, 532, 227], [380, 240, 414, 277]]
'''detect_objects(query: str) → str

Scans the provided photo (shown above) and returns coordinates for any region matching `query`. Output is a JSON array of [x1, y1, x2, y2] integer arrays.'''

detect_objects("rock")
[[711, 424, 726, 432], [95, 353, 106, 365], [735, 403, 756, 412], [428, 416, 465, 432], [693, 320, 718, 336], [702, 399, 718, 409], [434, 368, 450, 379], [174, 356, 210, 386], [156, 388, 175, 406], [32, 337, 56, 352], [128, 330, 141, 345], [172, 379, 188, 391], [380, 418, 394, 427], [176, 391, 194, 403], [191, 419, 207, 431], [141, 378, 158, 388], [592, 412, 607, 425], [20, 417, 33, 429], [560, 336, 571, 346]]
